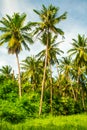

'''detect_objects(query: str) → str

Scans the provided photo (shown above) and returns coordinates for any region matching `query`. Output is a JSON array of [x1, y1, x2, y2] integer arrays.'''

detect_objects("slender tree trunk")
[[16, 53, 22, 98], [75, 67, 80, 101], [71, 84, 76, 101], [39, 30, 49, 115], [56, 63, 59, 77], [49, 63, 53, 114], [39, 45, 48, 115], [81, 88, 85, 110], [12, 70, 15, 80], [31, 76, 35, 91]]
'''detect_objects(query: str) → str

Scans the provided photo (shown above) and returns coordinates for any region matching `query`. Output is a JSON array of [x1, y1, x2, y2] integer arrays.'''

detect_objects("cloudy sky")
[[0, 0, 87, 74]]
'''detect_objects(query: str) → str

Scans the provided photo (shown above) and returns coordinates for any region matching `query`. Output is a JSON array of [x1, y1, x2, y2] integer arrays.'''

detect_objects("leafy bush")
[[53, 96, 75, 115], [0, 100, 25, 123], [74, 100, 83, 114], [16, 93, 40, 118], [0, 79, 18, 101], [0, 92, 40, 123]]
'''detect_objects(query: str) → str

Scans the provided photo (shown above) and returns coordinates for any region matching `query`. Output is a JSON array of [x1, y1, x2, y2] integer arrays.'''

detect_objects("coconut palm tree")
[[21, 56, 43, 91], [0, 65, 12, 78], [59, 57, 73, 78], [68, 34, 87, 109], [68, 34, 87, 67], [0, 13, 33, 98], [58, 57, 77, 99], [36, 33, 63, 113], [32, 4, 67, 115], [68, 35, 87, 86]]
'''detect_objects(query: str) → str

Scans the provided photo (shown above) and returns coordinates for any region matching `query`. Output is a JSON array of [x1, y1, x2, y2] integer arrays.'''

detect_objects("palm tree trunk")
[[76, 67, 80, 101], [31, 76, 35, 91], [16, 53, 22, 98], [56, 63, 59, 77], [39, 45, 48, 115], [81, 88, 85, 110], [12, 70, 15, 80], [49, 63, 53, 114], [39, 30, 49, 115], [71, 84, 76, 101]]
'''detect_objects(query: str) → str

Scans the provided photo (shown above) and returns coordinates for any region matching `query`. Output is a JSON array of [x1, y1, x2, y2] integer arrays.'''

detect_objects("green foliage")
[[0, 100, 25, 124], [74, 101, 83, 114], [53, 96, 75, 115], [16, 93, 40, 118], [0, 92, 40, 123], [0, 114, 87, 130], [0, 4, 87, 124], [0, 79, 18, 101]]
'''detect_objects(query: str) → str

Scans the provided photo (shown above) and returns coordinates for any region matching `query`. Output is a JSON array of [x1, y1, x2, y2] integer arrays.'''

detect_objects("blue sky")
[[0, 0, 87, 74]]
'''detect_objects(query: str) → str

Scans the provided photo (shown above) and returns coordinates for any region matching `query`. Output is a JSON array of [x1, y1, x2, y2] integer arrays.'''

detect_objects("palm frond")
[[22, 40, 30, 51]]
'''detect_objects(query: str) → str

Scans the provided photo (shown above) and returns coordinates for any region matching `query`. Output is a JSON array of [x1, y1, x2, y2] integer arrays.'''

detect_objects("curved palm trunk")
[[16, 53, 22, 98], [39, 30, 49, 115]]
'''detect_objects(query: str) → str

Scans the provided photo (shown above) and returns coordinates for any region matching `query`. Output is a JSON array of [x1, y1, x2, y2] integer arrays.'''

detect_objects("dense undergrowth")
[[0, 114, 87, 130], [0, 77, 87, 124]]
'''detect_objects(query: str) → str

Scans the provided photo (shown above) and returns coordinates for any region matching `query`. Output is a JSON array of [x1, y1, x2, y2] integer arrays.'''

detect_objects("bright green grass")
[[0, 114, 87, 130]]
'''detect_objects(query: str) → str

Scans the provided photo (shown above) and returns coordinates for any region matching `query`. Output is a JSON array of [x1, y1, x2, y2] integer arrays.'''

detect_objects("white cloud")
[[1, 0, 19, 16], [0, 0, 87, 75], [59, 22, 87, 57]]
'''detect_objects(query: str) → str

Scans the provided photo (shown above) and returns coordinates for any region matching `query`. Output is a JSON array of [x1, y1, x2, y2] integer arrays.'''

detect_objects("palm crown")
[[33, 4, 67, 35], [68, 34, 87, 67], [0, 13, 33, 54]]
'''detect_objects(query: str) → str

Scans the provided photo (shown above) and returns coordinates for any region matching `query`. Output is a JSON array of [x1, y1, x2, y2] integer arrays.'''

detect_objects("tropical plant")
[[32, 4, 67, 115], [68, 34, 87, 110], [0, 13, 33, 98], [36, 33, 63, 113], [58, 57, 73, 97], [0, 65, 12, 78], [21, 56, 43, 91], [68, 34, 87, 67]]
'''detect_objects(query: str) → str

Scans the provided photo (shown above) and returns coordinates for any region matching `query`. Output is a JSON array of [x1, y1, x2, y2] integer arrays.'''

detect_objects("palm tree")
[[68, 34, 87, 67], [68, 34, 87, 109], [0, 13, 33, 98], [58, 56, 79, 101], [68, 35, 87, 85], [59, 57, 73, 78], [0, 65, 12, 78], [37, 33, 63, 113], [21, 56, 43, 91], [33, 4, 67, 115]]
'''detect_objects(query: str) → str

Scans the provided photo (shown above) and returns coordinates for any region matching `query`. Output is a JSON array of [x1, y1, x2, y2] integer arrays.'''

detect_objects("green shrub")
[[0, 79, 18, 101], [53, 96, 75, 115], [0, 100, 25, 123], [16, 93, 39, 118], [0, 92, 40, 123], [74, 100, 83, 114]]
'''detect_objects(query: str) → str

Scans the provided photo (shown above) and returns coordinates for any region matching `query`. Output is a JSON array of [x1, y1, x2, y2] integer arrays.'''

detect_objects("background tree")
[[21, 56, 43, 92], [68, 34, 87, 110], [0, 65, 12, 79]]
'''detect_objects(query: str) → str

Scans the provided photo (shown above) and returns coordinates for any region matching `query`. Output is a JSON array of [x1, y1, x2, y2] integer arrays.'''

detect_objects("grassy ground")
[[0, 113, 87, 130]]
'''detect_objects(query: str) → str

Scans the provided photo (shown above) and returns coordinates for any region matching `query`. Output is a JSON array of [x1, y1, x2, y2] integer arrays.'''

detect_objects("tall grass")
[[0, 113, 87, 130]]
